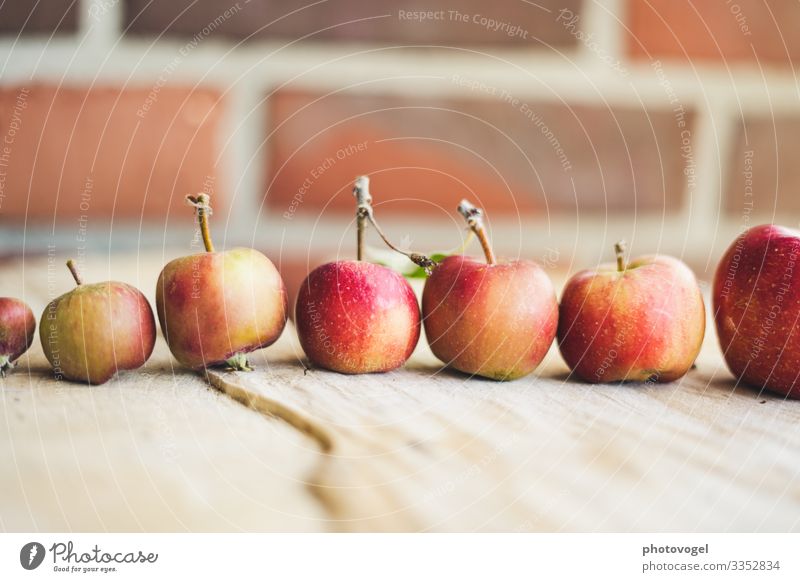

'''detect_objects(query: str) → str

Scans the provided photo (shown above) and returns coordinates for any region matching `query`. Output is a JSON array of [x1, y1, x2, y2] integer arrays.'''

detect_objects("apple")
[[295, 176, 422, 374], [558, 242, 705, 383], [156, 194, 287, 371], [296, 261, 420, 373], [713, 224, 800, 398], [0, 297, 36, 376], [40, 260, 156, 384], [422, 200, 558, 381]]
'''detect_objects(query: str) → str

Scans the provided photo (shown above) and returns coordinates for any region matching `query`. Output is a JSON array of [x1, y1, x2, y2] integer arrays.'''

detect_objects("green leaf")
[[404, 253, 448, 278]]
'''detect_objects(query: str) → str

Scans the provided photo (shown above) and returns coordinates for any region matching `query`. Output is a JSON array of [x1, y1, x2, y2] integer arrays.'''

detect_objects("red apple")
[[295, 260, 420, 373], [713, 224, 800, 398], [156, 194, 287, 370], [558, 243, 705, 383], [40, 260, 156, 384], [294, 176, 424, 374], [0, 297, 36, 376], [423, 256, 558, 381], [421, 200, 557, 380]]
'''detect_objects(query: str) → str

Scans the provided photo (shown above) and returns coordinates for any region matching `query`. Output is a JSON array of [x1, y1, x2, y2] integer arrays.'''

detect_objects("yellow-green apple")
[[714, 224, 800, 398], [156, 194, 287, 371], [295, 176, 421, 374], [0, 297, 36, 376], [422, 200, 558, 381], [558, 242, 705, 383], [40, 260, 156, 384]]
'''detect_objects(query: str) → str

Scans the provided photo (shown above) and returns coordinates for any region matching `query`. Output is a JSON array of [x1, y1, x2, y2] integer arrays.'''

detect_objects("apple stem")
[[187, 194, 215, 253], [352, 176, 437, 274], [354, 176, 370, 261], [615, 240, 627, 272], [458, 200, 496, 265], [66, 259, 83, 286]]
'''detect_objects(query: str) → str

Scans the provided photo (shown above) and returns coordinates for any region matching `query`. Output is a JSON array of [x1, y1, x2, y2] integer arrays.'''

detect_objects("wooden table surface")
[[1, 253, 799, 532]]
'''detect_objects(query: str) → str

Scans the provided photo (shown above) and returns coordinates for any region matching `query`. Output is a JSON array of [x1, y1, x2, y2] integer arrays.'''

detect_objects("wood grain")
[[208, 278, 800, 532], [209, 339, 800, 532], [2, 253, 799, 532]]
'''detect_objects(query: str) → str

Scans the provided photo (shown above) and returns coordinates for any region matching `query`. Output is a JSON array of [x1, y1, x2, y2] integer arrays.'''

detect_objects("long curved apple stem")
[[352, 176, 437, 273], [186, 194, 215, 253], [458, 200, 496, 265], [615, 240, 627, 272], [66, 259, 83, 286]]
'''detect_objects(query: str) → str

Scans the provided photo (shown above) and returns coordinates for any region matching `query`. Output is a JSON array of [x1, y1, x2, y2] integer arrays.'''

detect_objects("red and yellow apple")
[[156, 194, 287, 370], [423, 255, 558, 380], [0, 297, 36, 376], [714, 224, 800, 398], [422, 200, 558, 381], [40, 260, 156, 384], [558, 244, 705, 383]]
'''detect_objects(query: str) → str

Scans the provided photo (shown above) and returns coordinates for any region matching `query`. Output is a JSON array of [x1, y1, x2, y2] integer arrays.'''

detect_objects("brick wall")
[[1, 1, 798, 295], [628, 1, 800, 65]]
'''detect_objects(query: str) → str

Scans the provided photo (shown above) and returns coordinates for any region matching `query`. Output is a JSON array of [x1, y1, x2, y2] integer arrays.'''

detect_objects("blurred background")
[[0, 0, 798, 307]]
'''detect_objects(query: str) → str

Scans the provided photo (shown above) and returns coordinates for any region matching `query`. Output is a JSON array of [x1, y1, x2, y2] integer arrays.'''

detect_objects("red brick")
[[725, 115, 800, 218], [0, 0, 77, 35], [266, 89, 693, 218], [628, 0, 800, 65], [0, 85, 224, 223], [124, 0, 582, 47]]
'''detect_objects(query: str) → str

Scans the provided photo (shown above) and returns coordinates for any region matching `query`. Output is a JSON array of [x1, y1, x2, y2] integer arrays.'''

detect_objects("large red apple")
[[295, 260, 420, 374], [714, 224, 800, 398], [0, 297, 36, 376], [156, 194, 287, 371], [421, 200, 557, 380], [558, 244, 705, 383], [40, 260, 156, 384]]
